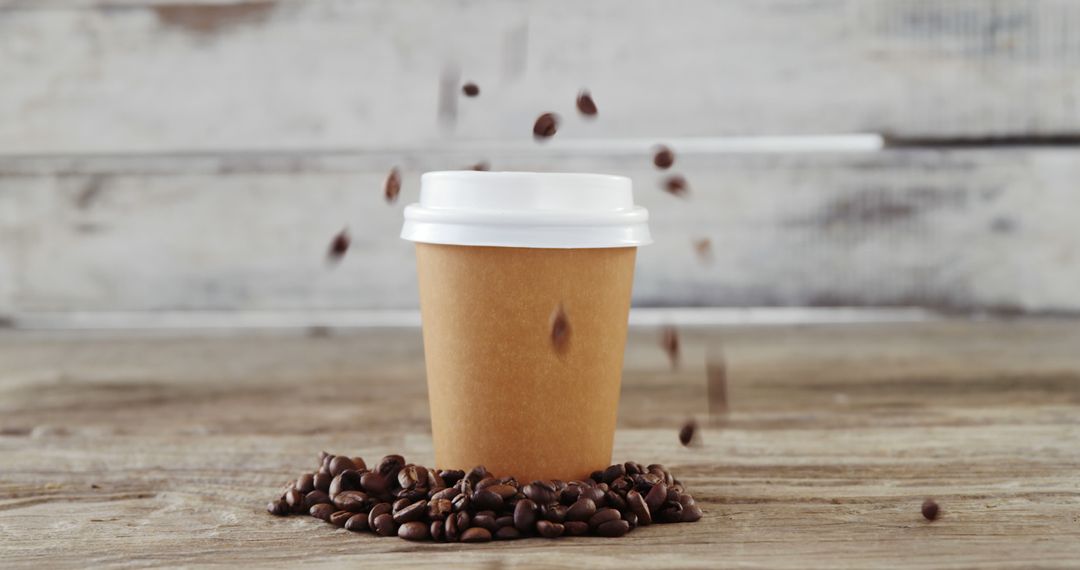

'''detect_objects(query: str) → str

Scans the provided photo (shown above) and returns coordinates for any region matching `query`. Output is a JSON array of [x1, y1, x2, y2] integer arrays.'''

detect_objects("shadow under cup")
[[415, 243, 637, 482]]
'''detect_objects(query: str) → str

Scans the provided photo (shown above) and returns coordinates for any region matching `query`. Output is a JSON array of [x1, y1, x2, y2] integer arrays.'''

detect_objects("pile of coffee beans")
[[268, 452, 703, 542]]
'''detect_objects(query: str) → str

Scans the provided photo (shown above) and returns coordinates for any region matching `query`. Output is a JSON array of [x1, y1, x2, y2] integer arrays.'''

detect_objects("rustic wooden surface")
[[2, 320, 1079, 568]]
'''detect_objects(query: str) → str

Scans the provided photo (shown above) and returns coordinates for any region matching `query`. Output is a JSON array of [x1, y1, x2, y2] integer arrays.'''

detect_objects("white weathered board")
[[3, 147, 1079, 314], [2, 0, 1080, 154]]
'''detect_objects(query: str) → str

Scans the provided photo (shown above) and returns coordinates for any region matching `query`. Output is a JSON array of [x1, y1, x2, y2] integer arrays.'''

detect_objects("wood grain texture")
[[1, 320, 1079, 568], [3, 0, 1080, 154], [3, 147, 1080, 314]]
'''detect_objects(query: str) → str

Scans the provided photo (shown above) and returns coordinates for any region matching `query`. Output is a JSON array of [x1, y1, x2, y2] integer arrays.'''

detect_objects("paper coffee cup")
[[401, 171, 651, 482]]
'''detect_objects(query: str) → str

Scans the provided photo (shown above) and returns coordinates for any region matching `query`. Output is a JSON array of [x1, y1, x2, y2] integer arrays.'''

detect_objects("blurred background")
[[2, 0, 1080, 327]]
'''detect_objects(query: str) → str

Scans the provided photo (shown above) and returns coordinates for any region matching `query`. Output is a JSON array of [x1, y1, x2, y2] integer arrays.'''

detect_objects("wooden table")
[[2, 320, 1079, 568]]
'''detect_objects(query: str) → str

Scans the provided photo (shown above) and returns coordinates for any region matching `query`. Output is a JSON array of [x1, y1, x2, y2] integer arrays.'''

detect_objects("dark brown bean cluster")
[[268, 452, 703, 542]]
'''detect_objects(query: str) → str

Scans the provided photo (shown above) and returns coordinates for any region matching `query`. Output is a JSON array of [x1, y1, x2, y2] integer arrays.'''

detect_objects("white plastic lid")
[[401, 171, 651, 249]]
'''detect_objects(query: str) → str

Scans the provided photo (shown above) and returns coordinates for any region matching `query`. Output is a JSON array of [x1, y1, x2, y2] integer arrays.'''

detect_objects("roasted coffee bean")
[[494, 515, 514, 529], [295, 473, 316, 494], [431, 486, 459, 502], [472, 489, 504, 512], [384, 167, 402, 204], [451, 492, 470, 513], [313, 472, 332, 493], [513, 499, 537, 532], [284, 488, 306, 513], [487, 484, 517, 500], [610, 476, 633, 494], [428, 498, 453, 520], [661, 326, 680, 368], [430, 519, 445, 541], [541, 503, 567, 524], [576, 90, 598, 117], [667, 488, 681, 503], [393, 500, 427, 524], [327, 229, 350, 261], [319, 455, 334, 475], [267, 499, 289, 516], [523, 482, 558, 505], [922, 499, 940, 521], [625, 462, 643, 476], [645, 482, 668, 512], [560, 486, 581, 505], [596, 518, 631, 537], [397, 487, 427, 502], [653, 145, 675, 170], [678, 493, 696, 508], [682, 504, 704, 522], [398, 521, 429, 541], [439, 469, 466, 485], [663, 174, 688, 197], [329, 470, 362, 499], [392, 498, 410, 513], [657, 502, 684, 524], [588, 508, 622, 531], [470, 162, 490, 171], [309, 503, 335, 521], [472, 513, 497, 532], [461, 527, 492, 543], [329, 510, 353, 527], [344, 513, 369, 532], [602, 463, 626, 484], [397, 465, 422, 489], [475, 476, 497, 490], [566, 497, 597, 522], [360, 471, 387, 495], [377, 455, 405, 479], [622, 511, 638, 530], [303, 490, 331, 510], [596, 482, 610, 492], [626, 490, 652, 525], [465, 465, 489, 485], [443, 515, 459, 542], [579, 486, 606, 507], [564, 521, 589, 536], [427, 469, 445, 489], [533, 113, 559, 140], [494, 526, 521, 540], [549, 304, 570, 351], [373, 513, 396, 537], [590, 470, 604, 483], [605, 491, 628, 513], [536, 519, 565, 538], [329, 456, 357, 476], [333, 490, 369, 513], [368, 502, 391, 529], [461, 82, 480, 97]]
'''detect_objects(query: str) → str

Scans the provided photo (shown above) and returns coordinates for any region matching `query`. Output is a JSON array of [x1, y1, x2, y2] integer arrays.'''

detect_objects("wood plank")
[[3, 0, 1080, 154], [3, 147, 1080, 314], [1, 321, 1079, 567]]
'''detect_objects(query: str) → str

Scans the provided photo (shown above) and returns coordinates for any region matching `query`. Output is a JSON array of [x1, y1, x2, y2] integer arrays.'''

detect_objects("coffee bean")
[[663, 174, 688, 197], [303, 490, 331, 510], [597, 518, 631, 537], [550, 304, 571, 352], [657, 502, 684, 523], [431, 487, 460, 502], [455, 511, 470, 532], [678, 493, 696, 508], [460, 527, 492, 543], [470, 162, 490, 171], [397, 521, 429, 541], [541, 503, 567, 524], [284, 489, 306, 513], [494, 526, 521, 540], [566, 497, 597, 522], [465, 465, 490, 485], [368, 502, 391, 529], [329, 470, 362, 499], [653, 145, 675, 170], [373, 513, 396, 537], [439, 469, 466, 485], [397, 465, 424, 489], [513, 499, 537, 532], [360, 472, 387, 496], [392, 498, 410, 513], [645, 482, 668, 512], [472, 513, 497, 532], [295, 473, 315, 494], [564, 521, 589, 536], [576, 90, 598, 117], [451, 492, 470, 513], [626, 490, 652, 525], [393, 500, 427, 524], [679, 419, 697, 446], [522, 481, 557, 505], [344, 513, 369, 532], [462, 82, 480, 97], [377, 455, 405, 478], [328, 456, 357, 477], [588, 508, 621, 531], [333, 490, 369, 513], [494, 515, 515, 529], [430, 519, 445, 541], [625, 462, 643, 476], [590, 470, 604, 483], [443, 514, 459, 542], [580, 486, 606, 506], [602, 463, 626, 484], [268, 499, 289, 516], [384, 167, 402, 204], [319, 454, 334, 475], [922, 499, 940, 521], [682, 504, 703, 522], [329, 510, 353, 527], [486, 484, 517, 500], [472, 489, 504, 512], [533, 113, 559, 140], [560, 485, 581, 505], [309, 503, 335, 521], [661, 326, 680, 369], [428, 498, 453, 520], [313, 472, 332, 493], [327, 229, 350, 262], [536, 519, 565, 538], [605, 490, 628, 512]]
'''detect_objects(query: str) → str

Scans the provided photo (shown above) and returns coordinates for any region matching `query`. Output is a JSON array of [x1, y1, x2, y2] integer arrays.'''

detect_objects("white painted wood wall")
[[2, 0, 1080, 318]]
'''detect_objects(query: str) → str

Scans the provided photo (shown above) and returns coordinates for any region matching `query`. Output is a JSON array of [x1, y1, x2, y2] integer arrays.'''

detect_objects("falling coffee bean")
[[922, 499, 940, 521], [384, 167, 402, 204], [550, 304, 571, 353], [663, 174, 688, 197], [679, 419, 698, 447], [653, 145, 675, 169], [470, 162, 490, 171], [327, 229, 350, 262], [693, 238, 713, 263], [576, 90, 598, 117], [462, 82, 480, 97], [533, 113, 559, 140], [661, 326, 680, 369]]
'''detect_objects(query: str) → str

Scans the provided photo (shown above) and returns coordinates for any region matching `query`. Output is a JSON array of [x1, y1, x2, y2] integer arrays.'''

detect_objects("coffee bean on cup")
[[462, 82, 480, 97], [536, 519, 565, 538], [653, 145, 675, 169], [327, 229, 350, 262], [384, 167, 402, 204], [576, 90, 598, 117], [398, 521, 430, 541], [663, 174, 688, 197], [344, 513, 369, 532], [533, 113, 559, 140], [550, 304, 571, 352], [679, 419, 698, 446], [329, 510, 353, 527], [461, 527, 492, 543]]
